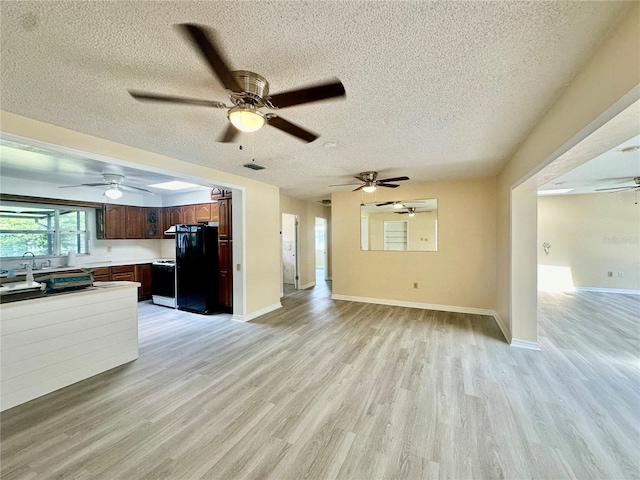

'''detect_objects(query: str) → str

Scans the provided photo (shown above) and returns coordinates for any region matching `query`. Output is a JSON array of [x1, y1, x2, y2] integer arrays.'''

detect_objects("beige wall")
[[280, 195, 331, 289], [538, 192, 640, 290], [0, 110, 282, 317], [496, 4, 640, 342], [332, 177, 496, 310]]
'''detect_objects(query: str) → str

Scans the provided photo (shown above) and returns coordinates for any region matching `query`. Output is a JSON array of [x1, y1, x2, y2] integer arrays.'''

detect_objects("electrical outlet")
[[413, 282, 418, 289], [618, 272, 624, 277], [607, 271, 613, 277], [106, 246, 112, 253]]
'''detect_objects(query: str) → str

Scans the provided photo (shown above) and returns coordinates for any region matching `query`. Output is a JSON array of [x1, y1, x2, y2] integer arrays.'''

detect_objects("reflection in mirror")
[[360, 199, 438, 251]]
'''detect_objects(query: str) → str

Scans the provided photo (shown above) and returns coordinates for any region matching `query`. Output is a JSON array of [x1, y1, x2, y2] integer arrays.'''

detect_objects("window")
[[0, 203, 89, 258]]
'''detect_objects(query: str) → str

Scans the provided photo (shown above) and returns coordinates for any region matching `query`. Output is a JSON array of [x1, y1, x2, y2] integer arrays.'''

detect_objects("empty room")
[[1, 2, 638, 479]]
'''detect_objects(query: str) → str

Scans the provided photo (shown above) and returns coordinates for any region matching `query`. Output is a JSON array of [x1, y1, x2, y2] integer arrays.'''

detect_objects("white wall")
[[538, 192, 640, 291]]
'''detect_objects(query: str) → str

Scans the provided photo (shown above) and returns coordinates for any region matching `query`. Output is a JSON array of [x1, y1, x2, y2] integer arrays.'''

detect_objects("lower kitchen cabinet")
[[110, 265, 135, 282], [92, 267, 111, 282], [135, 263, 152, 300]]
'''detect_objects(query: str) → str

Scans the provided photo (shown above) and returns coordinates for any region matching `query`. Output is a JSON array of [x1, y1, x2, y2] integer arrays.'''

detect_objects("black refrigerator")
[[176, 224, 220, 314]]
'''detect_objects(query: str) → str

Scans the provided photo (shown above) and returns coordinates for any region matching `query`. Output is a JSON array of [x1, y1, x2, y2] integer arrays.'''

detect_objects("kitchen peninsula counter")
[[0, 281, 140, 411]]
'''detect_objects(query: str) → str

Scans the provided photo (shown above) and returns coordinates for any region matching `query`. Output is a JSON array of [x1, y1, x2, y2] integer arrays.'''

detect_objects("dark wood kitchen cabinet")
[[162, 206, 183, 239], [135, 263, 152, 300], [210, 202, 219, 222], [144, 207, 161, 239], [103, 204, 126, 239], [168, 206, 183, 225], [195, 203, 211, 223], [111, 265, 135, 282], [218, 239, 232, 310], [92, 267, 111, 282], [218, 199, 231, 239], [125, 207, 145, 239], [182, 204, 196, 224]]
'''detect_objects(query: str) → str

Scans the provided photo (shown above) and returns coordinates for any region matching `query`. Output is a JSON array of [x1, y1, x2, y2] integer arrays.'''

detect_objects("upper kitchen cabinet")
[[103, 204, 125, 239], [195, 203, 211, 223], [182, 204, 196, 224], [125, 206, 145, 239], [144, 207, 161, 239], [195, 202, 220, 222], [168, 206, 182, 225]]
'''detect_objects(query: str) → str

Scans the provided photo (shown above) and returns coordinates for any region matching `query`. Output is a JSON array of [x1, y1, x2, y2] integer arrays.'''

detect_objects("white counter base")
[[0, 282, 140, 411]]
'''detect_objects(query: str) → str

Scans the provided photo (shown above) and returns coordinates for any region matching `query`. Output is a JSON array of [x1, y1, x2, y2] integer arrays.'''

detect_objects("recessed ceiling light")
[[323, 142, 337, 149], [148, 181, 199, 190], [538, 188, 573, 196]]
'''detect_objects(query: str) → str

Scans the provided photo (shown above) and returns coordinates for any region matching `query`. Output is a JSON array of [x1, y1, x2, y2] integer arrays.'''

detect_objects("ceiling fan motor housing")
[[102, 173, 124, 185], [231, 70, 269, 106]]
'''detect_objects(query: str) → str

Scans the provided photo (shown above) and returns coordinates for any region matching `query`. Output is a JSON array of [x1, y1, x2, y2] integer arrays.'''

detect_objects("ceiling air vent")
[[243, 163, 265, 171]]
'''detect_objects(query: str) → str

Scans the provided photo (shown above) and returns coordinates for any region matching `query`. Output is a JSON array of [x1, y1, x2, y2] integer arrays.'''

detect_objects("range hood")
[[164, 225, 176, 235]]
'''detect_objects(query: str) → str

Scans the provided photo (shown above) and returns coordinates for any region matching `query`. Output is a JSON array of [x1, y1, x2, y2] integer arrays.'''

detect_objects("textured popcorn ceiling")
[[0, 1, 630, 200]]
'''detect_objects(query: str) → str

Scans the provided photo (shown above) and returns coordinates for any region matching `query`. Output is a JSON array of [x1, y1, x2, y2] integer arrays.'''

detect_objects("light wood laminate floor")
[[1, 282, 638, 479]]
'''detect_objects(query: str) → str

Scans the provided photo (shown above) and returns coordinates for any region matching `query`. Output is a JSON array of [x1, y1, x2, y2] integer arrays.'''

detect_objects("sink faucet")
[[21, 251, 36, 269]]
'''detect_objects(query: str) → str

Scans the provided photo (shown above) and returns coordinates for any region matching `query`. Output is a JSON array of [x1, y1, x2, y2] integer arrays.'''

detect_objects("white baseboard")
[[575, 286, 640, 295], [236, 302, 282, 322], [492, 312, 511, 344], [300, 282, 316, 290], [510, 338, 541, 351], [330, 294, 495, 316]]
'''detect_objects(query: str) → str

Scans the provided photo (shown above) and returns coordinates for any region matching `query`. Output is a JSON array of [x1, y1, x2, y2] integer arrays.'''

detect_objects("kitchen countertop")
[[0, 258, 175, 278]]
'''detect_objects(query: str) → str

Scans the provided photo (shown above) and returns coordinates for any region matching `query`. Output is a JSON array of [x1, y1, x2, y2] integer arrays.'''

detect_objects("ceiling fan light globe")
[[393, 202, 403, 209], [362, 185, 376, 193], [228, 106, 265, 132], [105, 186, 123, 199], [408, 212, 415, 217]]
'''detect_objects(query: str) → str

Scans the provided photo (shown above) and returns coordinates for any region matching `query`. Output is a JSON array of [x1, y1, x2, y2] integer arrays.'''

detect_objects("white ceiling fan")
[[59, 173, 154, 199]]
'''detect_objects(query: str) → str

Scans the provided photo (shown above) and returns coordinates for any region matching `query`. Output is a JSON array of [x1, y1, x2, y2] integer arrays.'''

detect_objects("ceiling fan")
[[595, 176, 640, 193], [128, 23, 346, 143], [59, 174, 154, 199], [330, 171, 410, 192]]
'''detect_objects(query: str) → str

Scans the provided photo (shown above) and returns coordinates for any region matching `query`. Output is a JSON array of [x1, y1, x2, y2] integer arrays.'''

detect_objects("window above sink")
[[0, 202, 90, 258]]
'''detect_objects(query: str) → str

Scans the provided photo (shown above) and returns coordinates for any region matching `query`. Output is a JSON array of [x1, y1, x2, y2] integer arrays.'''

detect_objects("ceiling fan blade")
[[268, 80, 346, 109], [120, 185, 155, 195], [353, 185, 364, 192], [594, 186, 635, 191], [128, 91, 227, 108], [59, 183, 106, 188], [376, 202, 394, 206], [378, 183, 400, 188], [177, 23, 242, 92], [354, 175, 367, 182], [378, 176, 410, 183], [267, 116, 318, 143], [218, 124, 239, 143]]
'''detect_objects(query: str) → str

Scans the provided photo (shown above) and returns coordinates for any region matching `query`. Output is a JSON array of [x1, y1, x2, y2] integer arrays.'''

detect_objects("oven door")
[[151, 264, 176, 303]]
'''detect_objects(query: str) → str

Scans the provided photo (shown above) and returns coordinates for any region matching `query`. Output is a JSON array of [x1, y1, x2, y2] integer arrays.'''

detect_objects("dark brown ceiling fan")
[[330, 171, 410, 192], [128, 23, 346, 143], [595, 176, 640, 193]]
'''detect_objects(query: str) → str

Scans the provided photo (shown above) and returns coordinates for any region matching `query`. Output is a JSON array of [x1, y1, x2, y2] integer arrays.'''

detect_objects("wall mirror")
[[360, 199, 438, 251]]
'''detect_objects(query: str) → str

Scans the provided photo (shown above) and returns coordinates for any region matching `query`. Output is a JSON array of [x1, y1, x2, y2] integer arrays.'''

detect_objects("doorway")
[[315, 217, 327, 283], [282, 213, 298, 296]]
